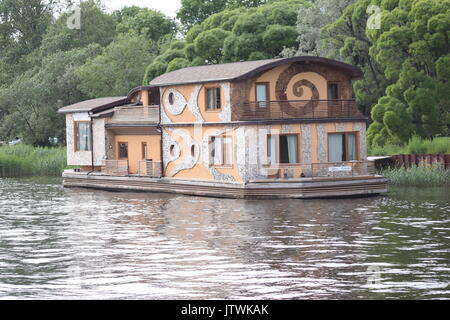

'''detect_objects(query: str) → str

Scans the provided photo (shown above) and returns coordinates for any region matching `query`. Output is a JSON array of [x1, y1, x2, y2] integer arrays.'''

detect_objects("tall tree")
[[176, 0, 267, 30], [0, 0, 55, 85], [145, 0, 308, 84], [77, 35, 155, 97], [367, 0, 450, 146]]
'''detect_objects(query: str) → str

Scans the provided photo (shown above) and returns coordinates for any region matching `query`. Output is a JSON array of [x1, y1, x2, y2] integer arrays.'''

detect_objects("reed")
[[0, 144, 67, 177], [368, 136, 450, 156], [381, 162, 450, 186]]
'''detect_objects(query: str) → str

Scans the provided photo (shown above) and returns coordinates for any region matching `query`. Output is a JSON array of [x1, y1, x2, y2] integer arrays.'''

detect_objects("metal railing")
[[137, 160, 162, 178], [103, 160, 129, 176], [263, 161, 376, 180], [232, 100, 363, 121]]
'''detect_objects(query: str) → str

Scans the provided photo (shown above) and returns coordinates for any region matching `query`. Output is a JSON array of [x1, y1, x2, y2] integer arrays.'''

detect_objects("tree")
[[144, 0, 309, 83], [38, 0, 117, 56], [320, 0, 388, 117], [76, 35, 155, 97], [0, 45, 101, 145], [367, 0, 450, 146], [0, 0, 55, 85], [285, 0, 355, 58], [115, 7, 176, 42], [176, 0, 268, 30]]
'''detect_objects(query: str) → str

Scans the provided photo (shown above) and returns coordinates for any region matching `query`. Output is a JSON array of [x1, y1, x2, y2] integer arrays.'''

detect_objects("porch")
[[102, 160, 162, 178]]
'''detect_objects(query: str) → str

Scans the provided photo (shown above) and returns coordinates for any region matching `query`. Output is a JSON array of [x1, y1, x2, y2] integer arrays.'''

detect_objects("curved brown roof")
[[58, 97, 127, 114], [149, 56, 363, 86]]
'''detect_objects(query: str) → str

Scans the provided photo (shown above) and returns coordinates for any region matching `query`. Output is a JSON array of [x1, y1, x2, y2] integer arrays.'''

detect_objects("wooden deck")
[[62, 170, 388, 199]]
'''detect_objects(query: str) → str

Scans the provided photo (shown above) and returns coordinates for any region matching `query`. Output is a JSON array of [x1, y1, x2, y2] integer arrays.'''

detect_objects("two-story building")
[[59, 56, 387, 198]]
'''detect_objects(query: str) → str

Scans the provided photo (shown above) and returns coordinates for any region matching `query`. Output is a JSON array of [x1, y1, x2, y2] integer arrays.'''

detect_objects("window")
[[75, 122, 91, 151], [209, 136, 232, 166], [191, 145, 196, 157], [256, 82, 269, 108], [142, 142, 148, 160], [118, 142, 128, 159], [328, 132, 358, 162], [267, 134, 298, 164], [328, 83, 339, 100], [206, 87, 221, 110], [168, 92, 174, 105], [169, 144, 176, 157]]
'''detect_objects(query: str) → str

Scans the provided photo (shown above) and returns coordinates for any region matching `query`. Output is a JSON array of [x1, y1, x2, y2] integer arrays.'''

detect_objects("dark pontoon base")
[[62, 172, 387, 199]]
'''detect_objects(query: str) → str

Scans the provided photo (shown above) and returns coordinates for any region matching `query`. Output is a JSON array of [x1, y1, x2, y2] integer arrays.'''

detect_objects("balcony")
[[232, 100, 364, 121], [108, 105, 160, 124], [262, 161, 376, 180]]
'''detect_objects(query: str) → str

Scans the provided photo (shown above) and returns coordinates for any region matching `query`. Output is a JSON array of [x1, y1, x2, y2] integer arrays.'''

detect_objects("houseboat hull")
[[62, 171, 388, 199]]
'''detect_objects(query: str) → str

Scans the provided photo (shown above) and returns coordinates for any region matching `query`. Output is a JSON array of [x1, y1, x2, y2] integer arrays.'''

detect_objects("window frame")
[[205, 86, 222, 111], [141, 142, 148, 160], [327, 132, 359, 162], [209, 135, 233, 168], [117, 142, 129, 160], [267, 133, 300, 165], [74, 121, 92, 152], [327, 81, 340, 101], [255, 82, 270, 108]]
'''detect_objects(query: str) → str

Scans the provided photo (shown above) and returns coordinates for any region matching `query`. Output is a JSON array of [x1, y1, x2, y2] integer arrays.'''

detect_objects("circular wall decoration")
[[164, 88, 188, 116], [275, 63, 323, 117]]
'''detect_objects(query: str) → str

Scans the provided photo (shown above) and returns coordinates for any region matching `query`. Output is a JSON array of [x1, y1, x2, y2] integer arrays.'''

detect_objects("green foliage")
[[145, 0, 309, 82], [381, 163, 450, 186], [176, 0, 267, 29], [115, 6, 176, 42], [0, 45, 101, 146], [368, 136, 450, 155], [366, 0, 450, 147], [321, 0, 450, 147], [39, 0, 117, 56], [77, 35, 155, 97], [0, 145, 67, 177], [0, 0, 54, 85]]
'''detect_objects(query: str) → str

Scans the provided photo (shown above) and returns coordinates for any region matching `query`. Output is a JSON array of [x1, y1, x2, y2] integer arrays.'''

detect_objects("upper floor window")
[[206, 87, 221, 110], [328, 132, 358, 162], [75, 122, 91, 151], [255, 82, 269, 108], [328, 83, 339, 100], [267, 134, 298, 164]]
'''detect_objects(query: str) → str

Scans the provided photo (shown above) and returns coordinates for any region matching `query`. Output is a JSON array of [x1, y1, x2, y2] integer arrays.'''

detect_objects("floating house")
[[59, 56, 387, 198]]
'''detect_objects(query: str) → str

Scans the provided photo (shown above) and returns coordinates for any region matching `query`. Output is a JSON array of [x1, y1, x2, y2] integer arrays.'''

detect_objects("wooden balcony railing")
[[103, 160, 129, 176], [263, 161, 375, 180], [232, 100, 364, 121], [137, 160, 162, 178], [109, 105, 160, 123]]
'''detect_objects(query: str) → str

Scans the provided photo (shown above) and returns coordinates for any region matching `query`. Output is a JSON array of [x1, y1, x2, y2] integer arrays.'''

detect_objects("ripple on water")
[[0, 179, 449, 299]]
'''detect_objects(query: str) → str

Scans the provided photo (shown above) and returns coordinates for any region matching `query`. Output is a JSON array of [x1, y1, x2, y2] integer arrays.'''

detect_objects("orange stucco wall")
[[163, 121, 366, 182], [114, 135, 161, 174]]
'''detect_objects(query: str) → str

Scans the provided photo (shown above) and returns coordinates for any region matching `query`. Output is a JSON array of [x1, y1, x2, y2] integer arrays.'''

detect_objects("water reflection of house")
[[58, 56, 387, 198]]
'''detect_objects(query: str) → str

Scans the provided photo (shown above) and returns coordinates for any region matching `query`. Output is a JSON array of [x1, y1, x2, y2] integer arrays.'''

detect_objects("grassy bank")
[[0, 144, 67, 177], [369, 136, 450, 156], [381, 163, 450, 186]]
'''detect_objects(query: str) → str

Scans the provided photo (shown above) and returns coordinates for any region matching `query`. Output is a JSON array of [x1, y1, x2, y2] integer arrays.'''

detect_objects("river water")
[[0, 177, 448, 299]]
